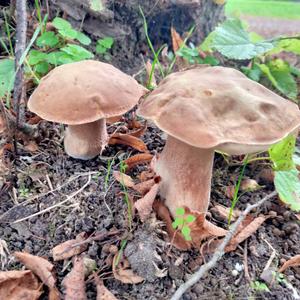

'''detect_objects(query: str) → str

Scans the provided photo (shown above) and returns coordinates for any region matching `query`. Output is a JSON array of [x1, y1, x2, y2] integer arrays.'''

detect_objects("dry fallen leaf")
[[124, 153, 153, 171], [0, 270, 42, 300], [134, 183, 159, 221], [225, 215, 269, 252], [0, 114, 5, 134], [94, 273, 118, 300], [109, 133, 148, 152], [211, 205, 241, 222], [279, 254, 300, 273], [62, 256, 87, 300], [295, 214, 300, 221], [128, 122, 147, 138], [52, 232, 88, 261], [14, 251, 60, 300], [24, 140, 39, 152], [113, 171, 135, 188], [138, 170, 155, 182], [171, 26, 184, 53], [106, 115, 123, 125], [153, 200, 191, 251], [240, 179, 261, 192], [112, 253, 144, 284], [132, 178, 156, 195]]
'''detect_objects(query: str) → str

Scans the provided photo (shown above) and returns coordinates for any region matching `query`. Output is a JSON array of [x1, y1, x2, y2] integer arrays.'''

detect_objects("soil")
[[1, 2, 300, 300]]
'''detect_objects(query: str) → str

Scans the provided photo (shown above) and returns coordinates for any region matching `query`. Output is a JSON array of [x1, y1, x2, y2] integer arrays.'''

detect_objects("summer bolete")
[[137, 66, 300, 219], [28, 60, 146, 160]]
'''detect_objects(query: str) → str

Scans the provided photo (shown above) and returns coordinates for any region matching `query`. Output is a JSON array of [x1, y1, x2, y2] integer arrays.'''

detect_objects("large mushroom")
[[137, 66, 300, 222], [28, 60, 146, 160]]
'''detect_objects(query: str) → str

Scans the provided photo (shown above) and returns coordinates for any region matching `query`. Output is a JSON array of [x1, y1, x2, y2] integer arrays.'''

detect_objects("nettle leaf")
[[172, 218, 184, 229], [28, 50, 47, 65], [269, 135, 296, 171], [273, 39, 300, 55], [35, 61, 50, 75], [241, 63, 262, 82], [36, 31, 59, 48], [59, 27, 78, 39], [97, 37, 114, 49], [0, 58, 15, 98], [175, 207, 185, 216], [259, 59, 298, 100], [186, 215, 196, 223], [45, 51, 65, 65], [212, 19, 274, 60], [61, 44, 94, 61], [76, 32, 91, 45], [52, 17, 72, 31], [274, 169, 300, 212]]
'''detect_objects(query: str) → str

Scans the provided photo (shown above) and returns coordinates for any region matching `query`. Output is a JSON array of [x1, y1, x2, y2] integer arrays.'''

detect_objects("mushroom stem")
[[64, 119, 108, 160], [155, 136, 214, 218]]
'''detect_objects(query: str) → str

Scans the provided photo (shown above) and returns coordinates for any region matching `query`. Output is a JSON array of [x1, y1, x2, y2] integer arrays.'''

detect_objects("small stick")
[[243, 240, 251, 282], [171, 191, 277, 300], [11, 174, 91, 224]]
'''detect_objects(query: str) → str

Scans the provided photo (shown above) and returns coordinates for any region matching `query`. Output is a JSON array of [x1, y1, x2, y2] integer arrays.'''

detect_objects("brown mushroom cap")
[[138, 66, 300, 154], [28, 60, 146, 125]]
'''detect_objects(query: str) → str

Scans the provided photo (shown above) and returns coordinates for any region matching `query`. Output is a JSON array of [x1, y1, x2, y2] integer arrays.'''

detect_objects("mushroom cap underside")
[[137, 66, 300, 154], [28, 60, 147, 125]]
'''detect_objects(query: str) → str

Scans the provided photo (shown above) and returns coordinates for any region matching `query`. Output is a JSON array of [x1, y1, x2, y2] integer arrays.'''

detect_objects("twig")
[[171, 191, 277, 300], [243, 240, 251, 282], [11, 174, 91, 224], [13, 0, 27, 147]]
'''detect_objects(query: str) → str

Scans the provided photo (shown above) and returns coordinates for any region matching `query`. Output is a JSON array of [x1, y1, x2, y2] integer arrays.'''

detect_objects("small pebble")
[[232, 269, 239, 277]]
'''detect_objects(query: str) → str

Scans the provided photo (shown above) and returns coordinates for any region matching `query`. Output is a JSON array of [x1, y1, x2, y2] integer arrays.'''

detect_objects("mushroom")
[[137, 66, 300, 220], [28, 60, 146, 160]]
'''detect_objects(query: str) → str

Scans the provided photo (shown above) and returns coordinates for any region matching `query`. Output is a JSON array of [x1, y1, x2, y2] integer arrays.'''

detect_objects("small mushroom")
[[137, 66, 300, 221], [28, 60, 146, 159]]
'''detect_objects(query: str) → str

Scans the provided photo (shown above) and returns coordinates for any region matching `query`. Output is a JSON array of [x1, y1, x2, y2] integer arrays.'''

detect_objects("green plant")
[[250, 280, 270, 292], [104, 158, 115, 190], [19, 186, 30, 198], [96, 37, 114, 60], [119, 161, 132, 230], [172, 207, 196, 241]]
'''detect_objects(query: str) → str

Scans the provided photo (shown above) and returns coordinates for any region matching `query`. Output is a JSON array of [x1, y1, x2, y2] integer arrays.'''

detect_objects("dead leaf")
[[153, 200, 191, 251], [295, 214, 300, 221], [106, 115, 123, 125], [0, 270, 42, 300], [113, 171, 135, 188], [27, 115, 43, 125], [211, 205, 241, 222], [124, 153, 153, 171], [138, 170, 155, 182], [14, 251, 60, 300], [279, 255, 300, 273], [171, 26, 184, 53], [109, 133, 148, 152], [62, 256, 87, 300], [52, 232, 88, 261], [135, 183, 159, 221], [225, 216, 269, 252], [112, 254, 144, 284], [128, 122, 147, 138], [0, 114, 5, 134], [94, 273, 118, 300], [24, 141, 39, 152], [132, 178, 156, 195], [240, 179, 261, 192]]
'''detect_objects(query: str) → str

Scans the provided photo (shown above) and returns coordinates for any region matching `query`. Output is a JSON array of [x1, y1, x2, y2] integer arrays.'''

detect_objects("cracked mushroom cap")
[[137, 66, 300, 155], [28, 60, 146, 124]]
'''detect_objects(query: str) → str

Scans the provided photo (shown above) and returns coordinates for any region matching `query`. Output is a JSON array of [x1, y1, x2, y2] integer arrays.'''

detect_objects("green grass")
[[226, 0, 300, 20]]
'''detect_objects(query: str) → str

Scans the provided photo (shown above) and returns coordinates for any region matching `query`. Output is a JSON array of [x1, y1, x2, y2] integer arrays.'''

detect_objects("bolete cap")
[[138, 66, 300, 155], [28, 60, 146, 125]]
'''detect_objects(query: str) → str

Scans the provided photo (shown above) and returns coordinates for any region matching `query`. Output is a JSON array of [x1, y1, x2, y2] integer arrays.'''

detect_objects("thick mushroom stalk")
[[64, 119, 108, 160], [155, 136, 214, 218]]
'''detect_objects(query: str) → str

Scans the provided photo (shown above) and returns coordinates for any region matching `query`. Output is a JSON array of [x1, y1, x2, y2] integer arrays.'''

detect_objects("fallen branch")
[[171, 190, 277, 300]]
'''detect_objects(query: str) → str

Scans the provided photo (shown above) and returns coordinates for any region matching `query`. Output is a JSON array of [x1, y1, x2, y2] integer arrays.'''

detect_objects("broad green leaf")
[[241, 63, 262, 82], [268, 135, 296, 171], [90, 0, 104, 11], [35, 61, 50, 75], [97, 37, 114, 49], [36, 31, 59, 47], [59, 27, 78, 39], [172, 218, 184, 229], [212, 19, 274, 59], [28, 50, 47, 65], [186, 215, 196, 223], [45, 51, 65, 65], [274, 39, 300, 55], [293, 147, 300, 167], [96, 44, 107, 54], [199, 31, 215, 52], [175, 207, 185, 216], [259, 61, 298, 100], [76, 32, 91, 45], [52, 17, 72, 30], [249, 32, 264, 43], [56, 53, 76, 65], [181, 226, 191, 240], [202, 56, 219, 66], [61, 44, 94, 61], [291, 66, 300, 78], [0, 58, 15, 98], [274, 169, 300, 212]]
